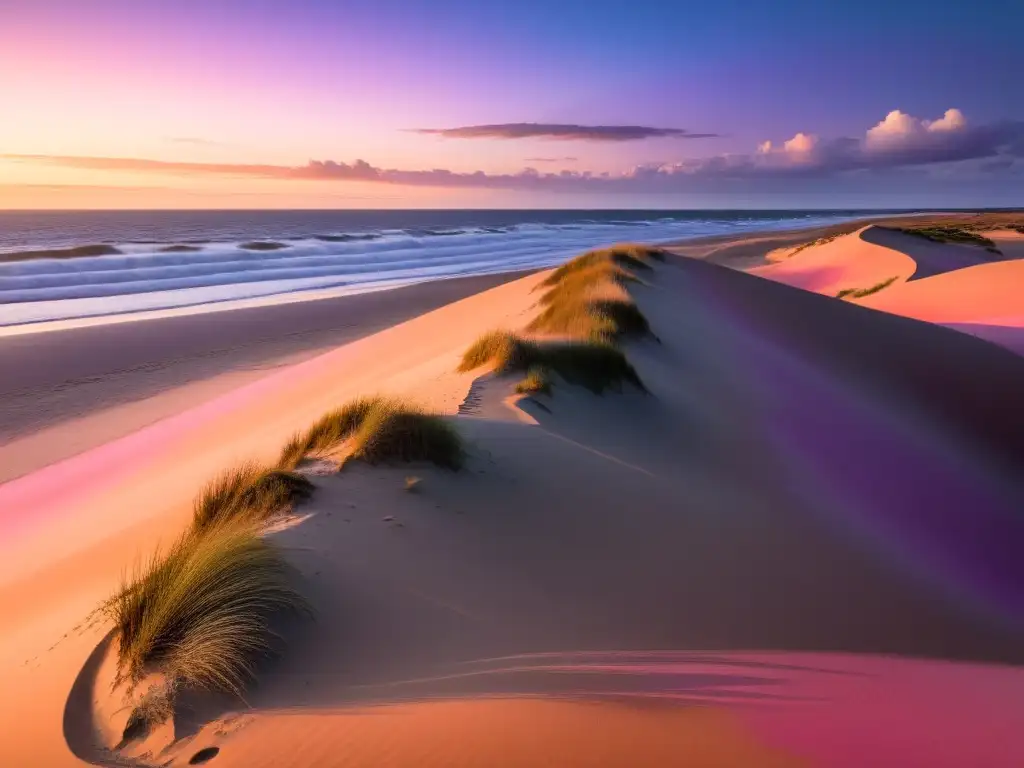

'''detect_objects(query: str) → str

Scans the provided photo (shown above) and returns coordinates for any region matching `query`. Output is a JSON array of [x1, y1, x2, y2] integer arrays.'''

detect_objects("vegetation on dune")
[[238, 241, 289, 251], [836, 276, 900, 300], [458, 330, 544, 373], [278, 397, 384, 469], [515, 365, 553, 396], [460, 331, 644, 393], [540, 244, 661, 288], [536, 262, 640, 302], [788, 231, 846, 257], [896, 226, 999, 251], [349, 403, 464, 469], [528, 296, 651, 341], [281, 396, 464, 470], [192, 463, 313, 531], [107, 523, 307, 696], [541, 341, 645, 393]]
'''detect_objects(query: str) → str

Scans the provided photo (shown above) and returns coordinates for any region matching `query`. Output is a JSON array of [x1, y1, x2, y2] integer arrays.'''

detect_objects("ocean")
[[0, 209, 890, 326]]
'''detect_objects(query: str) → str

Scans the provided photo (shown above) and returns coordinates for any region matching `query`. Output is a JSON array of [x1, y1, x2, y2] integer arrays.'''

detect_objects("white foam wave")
[[0, 216, 852, 326]]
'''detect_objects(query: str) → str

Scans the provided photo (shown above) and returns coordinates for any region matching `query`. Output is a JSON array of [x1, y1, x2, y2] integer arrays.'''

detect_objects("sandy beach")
[[2, 215, 1023, 767]]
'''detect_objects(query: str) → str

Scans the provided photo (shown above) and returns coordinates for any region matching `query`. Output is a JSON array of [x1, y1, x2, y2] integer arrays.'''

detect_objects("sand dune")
[[749, 224, 1024, 356], [2, 240, 1023, 766]]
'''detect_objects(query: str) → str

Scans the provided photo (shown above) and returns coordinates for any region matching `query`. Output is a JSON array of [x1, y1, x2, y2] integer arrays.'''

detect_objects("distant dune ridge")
[[1, 220, 1023, 766]]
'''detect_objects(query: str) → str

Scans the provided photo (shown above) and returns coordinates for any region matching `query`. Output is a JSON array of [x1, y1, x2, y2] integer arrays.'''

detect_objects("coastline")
[[3, 211, 1018, 484]]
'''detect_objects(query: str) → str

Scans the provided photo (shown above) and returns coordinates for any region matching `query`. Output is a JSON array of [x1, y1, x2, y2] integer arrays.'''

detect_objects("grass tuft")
[[278, 397, 384, 469], [349, 404, 464, 470], [458, 331, 644, 393], [282, 397, 464, 470], [836, 276, 899, 300], [540, 245, 658, 288], [528, 297, 650, 341], [107, 524, 307, 697], [897, 226, 998, 250], [192, 463, 313, 531], [542, 342, 645, 393], [515, 365, 553, 396], [458, 330, 544, 373]]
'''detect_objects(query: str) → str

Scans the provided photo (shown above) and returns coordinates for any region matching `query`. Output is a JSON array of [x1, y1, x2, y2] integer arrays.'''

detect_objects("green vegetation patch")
[[515, 365, 553, 396], [527, 296, 650, 341], [540, 244, 663, 288], [836, 276, 899, 300], [349, 404, 464, 470], [459, 331, 644, 394], [898, 226, 998, 250], [281, 396, 463, 470], [458, 330, 545, 374], [192, 463, 313, 531], [107, 523, 307, 696]]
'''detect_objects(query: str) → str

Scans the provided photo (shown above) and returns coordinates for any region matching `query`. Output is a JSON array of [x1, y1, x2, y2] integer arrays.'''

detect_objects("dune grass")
[[107, 523, 306, 696], [349, 403, 464, 469], [540, 244, 662, 288], [528, 296, 650, 341], [458, 330, 544, 373], [836, 276, 899, 300], [515, 365, 552, 396], [278, 397, 384, 469], [191, 463, 313, 531], [460, 331, 644, 393], [898, 226, 998, 250], [281, 396, 463, 470]]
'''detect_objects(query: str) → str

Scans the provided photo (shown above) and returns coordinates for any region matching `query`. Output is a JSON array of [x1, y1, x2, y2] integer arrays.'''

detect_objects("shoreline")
[[2, 211, 1018, 484], [0, 271, 526, 483]]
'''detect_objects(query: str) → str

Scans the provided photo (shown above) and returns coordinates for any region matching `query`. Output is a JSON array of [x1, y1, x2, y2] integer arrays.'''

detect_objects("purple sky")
[[1, 0, 1022, 208]]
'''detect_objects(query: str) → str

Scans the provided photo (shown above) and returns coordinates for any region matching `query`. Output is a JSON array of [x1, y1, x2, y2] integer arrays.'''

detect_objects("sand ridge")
[[2, 237, 1024, 766]]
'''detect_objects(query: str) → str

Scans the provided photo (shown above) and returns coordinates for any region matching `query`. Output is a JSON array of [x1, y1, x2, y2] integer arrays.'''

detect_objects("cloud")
[[5, 109, 1022, 195], [411, 123, 719, 141], [524, 156, 579, 163]]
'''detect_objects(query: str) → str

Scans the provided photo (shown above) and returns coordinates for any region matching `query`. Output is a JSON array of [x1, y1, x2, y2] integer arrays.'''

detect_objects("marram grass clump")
[[836, 276, 899, 300], [107, 523, 307, 696], [281, 396, 464, 470], [458, 330, 544, 373], [540, 244, 663, 288], [278, 396, 384, 469], [460, 331, 644, 394], [349, 403, 464, 469], [528, 296, 650, 341], [192, 463, 313, 531], [515, 365, 553, 396]]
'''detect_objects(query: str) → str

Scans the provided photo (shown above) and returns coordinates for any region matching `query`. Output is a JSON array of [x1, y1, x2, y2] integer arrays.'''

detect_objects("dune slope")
[[2, 251, 1024, 767]]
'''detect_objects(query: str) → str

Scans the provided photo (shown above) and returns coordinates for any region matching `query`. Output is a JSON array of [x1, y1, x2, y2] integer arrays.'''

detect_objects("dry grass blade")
[[528, 297, 650, 341], [350, 403, 464, 470], [458, 330, 543, 373], [192, 463, 313, 531], [515, 365, 552, 395], [107, 524, 307, 697], [278, 396, 384, 469]]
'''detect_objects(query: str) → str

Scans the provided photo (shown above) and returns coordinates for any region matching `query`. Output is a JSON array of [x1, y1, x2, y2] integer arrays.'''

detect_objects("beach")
[[1, 214, 1023, 767]]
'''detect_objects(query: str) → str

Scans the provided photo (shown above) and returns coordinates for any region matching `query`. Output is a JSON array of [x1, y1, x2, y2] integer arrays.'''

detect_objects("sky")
[[1, 0, 1022, 209]]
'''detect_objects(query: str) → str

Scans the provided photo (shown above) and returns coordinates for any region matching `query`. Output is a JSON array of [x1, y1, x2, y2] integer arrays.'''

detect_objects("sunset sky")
[[1, 0, 1022, 209]]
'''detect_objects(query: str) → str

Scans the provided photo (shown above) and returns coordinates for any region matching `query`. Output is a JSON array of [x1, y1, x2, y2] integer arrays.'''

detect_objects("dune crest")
[[1, 240, 1023, 767]]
